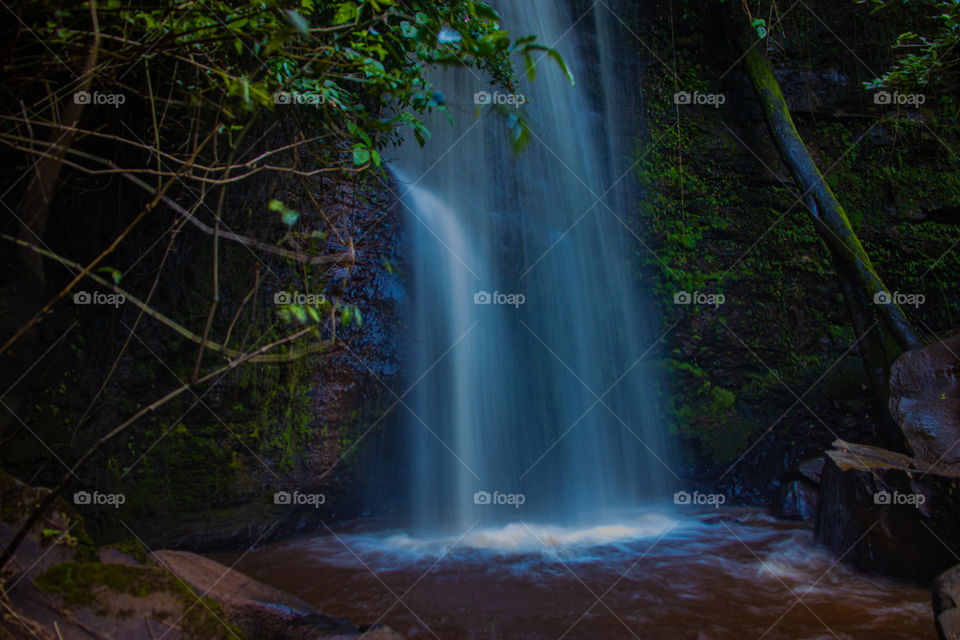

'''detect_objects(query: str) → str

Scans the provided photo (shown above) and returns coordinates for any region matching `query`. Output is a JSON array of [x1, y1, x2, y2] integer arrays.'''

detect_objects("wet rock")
[[152, 550, 405, 639], [934, 565, 960, 640], [772, 479, 818, 521], [769, 456, 824, 521], [815, 440, 960, 582], [889, 334, 960, 470], [797, 457, 825, 485]]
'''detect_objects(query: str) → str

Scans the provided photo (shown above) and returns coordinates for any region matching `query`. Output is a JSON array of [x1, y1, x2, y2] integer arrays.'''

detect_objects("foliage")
[[857, 0, 960, 89], [11, 0, 560, 154], [0, 0, 570, 360], [0, 0, 568, 558]]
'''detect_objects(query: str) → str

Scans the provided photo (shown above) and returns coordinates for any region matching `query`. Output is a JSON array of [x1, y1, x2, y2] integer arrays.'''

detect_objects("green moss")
[[36, 562, 244, 639], [634, 6, 959, 464], [36, 563, 159, 605], [102, 538, 149, 564]]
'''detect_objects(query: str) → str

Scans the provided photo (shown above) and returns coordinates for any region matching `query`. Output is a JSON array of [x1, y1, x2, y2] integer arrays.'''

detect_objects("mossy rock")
[[35, 561, 245, 639]]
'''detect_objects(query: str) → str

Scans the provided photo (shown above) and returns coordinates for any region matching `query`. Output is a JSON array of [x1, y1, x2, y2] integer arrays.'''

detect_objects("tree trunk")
[[731, 12, 922, 354], [830, 235, 905, 450], [727, 9, 922, 449], [0, 3, 100, 438]]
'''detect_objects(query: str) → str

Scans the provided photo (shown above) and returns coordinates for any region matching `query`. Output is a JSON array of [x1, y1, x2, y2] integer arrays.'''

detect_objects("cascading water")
[[393, 0, 669, 532], [226, 7, 935, 638]]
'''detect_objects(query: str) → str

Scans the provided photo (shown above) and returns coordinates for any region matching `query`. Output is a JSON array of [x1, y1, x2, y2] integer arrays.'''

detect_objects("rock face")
[[773, 68, 849, 113], [815, 440, 960, 582], [934, 565, 960, 640], [889, 334, 960, 470]]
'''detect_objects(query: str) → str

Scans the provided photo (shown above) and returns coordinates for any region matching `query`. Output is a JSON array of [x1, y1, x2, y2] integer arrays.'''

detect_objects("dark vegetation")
[[640, 0, 959, 500]]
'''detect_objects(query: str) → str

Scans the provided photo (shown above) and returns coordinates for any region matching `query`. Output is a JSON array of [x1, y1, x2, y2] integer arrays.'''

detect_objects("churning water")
[[393, 0, 667, 531], [225, 510, 932, 639]]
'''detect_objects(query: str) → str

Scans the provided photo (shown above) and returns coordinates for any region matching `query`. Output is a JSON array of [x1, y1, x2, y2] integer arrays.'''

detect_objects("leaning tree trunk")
[[730, 11, 922, 354], [727, 8, 921, 450]]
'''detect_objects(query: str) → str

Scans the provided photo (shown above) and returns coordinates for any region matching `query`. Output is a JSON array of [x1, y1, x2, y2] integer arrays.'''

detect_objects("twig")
[[0, 234, 332, 363]]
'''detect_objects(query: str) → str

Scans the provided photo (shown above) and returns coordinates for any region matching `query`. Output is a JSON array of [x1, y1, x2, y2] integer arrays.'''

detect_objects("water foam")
[[302, 511, 685, 572]]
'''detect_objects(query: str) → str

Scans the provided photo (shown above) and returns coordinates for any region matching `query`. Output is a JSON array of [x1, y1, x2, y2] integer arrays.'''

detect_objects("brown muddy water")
[[216, 509, 933, 639]]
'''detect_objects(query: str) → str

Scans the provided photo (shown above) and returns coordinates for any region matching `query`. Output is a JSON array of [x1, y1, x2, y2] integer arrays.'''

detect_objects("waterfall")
[[393, 0, 667, 532]]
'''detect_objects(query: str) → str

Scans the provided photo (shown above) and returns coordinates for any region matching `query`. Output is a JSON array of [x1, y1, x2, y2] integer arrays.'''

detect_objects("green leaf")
[[547, 49, 574, 86], [400, 21, 418, 38], [473, 2, 499, 21], [353, 147, 371, 165], [282, 209, 300, 226], [265, 29, 293, 55], [524, 52, 536, 81], [333, 3, 358, 25], [752, 18, 767, 39], [523, 45, 574, 85], [97, 266, 122, 284]]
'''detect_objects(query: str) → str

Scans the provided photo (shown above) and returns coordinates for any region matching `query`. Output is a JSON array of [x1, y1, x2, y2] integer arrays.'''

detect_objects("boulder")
[[772, 479, 818, 521], [815, 440, 960, 582], [152, 550, 405, 639], [934, 565, 960, 640], [889, 334, 960, 470], [769, 456, 824, 521], [797, 457, 825, 485]]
